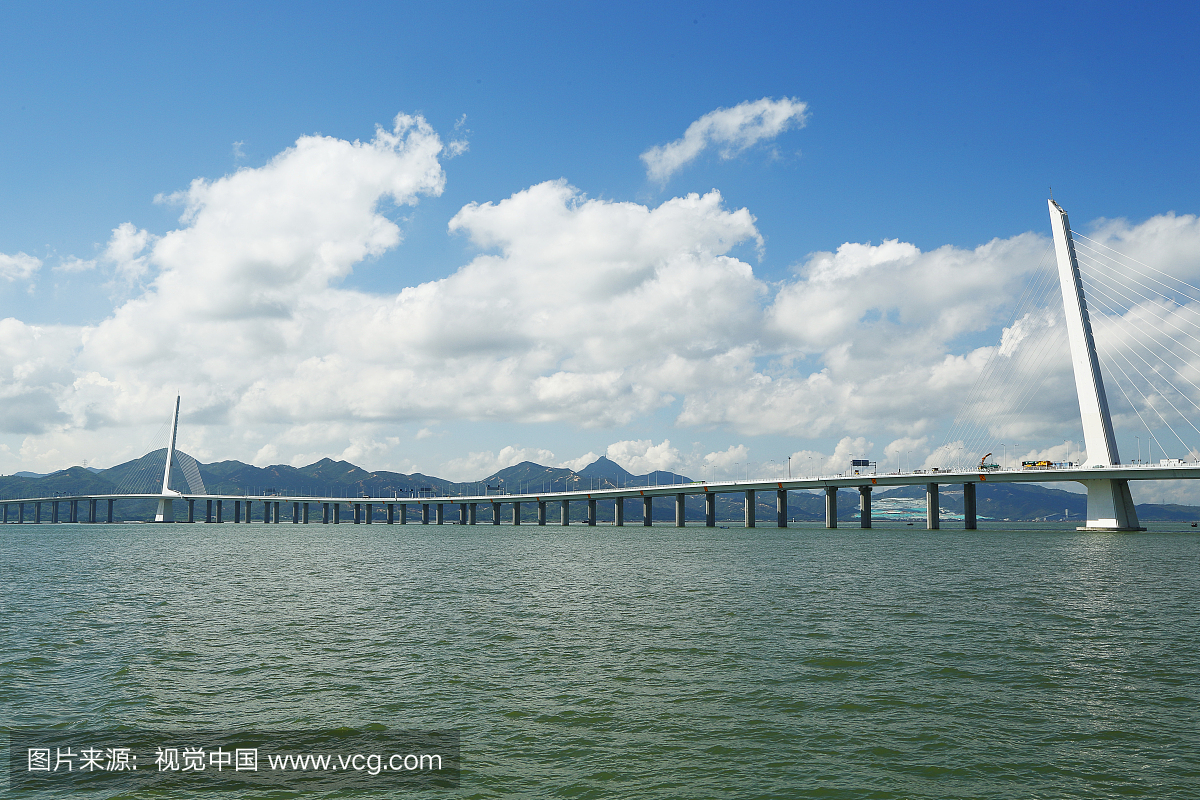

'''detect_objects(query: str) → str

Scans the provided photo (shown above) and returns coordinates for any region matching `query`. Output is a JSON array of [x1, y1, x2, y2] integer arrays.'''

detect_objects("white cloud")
[[439, 445, 559, 481], [604, 439, 681, 474], [101, 222, 156, 282], [0, 252, 42, 282], [640, 97, 809, 182]]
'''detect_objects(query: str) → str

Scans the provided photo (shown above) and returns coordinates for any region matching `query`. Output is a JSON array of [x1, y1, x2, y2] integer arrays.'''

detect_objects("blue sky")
[[2, 1, 1200, 496]]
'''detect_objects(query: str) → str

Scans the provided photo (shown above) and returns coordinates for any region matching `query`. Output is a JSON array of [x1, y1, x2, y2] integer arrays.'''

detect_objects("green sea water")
[[2, 521, 1198, 798]]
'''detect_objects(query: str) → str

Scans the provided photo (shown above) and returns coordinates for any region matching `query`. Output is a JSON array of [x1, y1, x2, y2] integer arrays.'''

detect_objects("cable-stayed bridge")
[[6, 199, 1200, 531]]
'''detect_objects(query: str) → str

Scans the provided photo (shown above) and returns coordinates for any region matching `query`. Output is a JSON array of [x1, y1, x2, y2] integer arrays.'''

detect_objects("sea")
[[2, 520, 1198, 799]]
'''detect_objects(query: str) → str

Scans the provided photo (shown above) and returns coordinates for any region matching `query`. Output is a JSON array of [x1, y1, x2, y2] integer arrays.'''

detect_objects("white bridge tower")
[[1048, 199, 1143, 530], [154, 395, 183, 523]]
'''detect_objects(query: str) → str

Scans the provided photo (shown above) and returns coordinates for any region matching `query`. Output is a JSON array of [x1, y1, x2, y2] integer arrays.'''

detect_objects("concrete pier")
[[964, 483, 976, 529], [538, 501, 547, 525], [825, 487, 837, 528], [676, 493, 685, 527], [52, 502, 58, 524], [643, 496, 652, 526], [90, 499, 98, 523], [322, 502, 329, 524], [561, 499, 570, 525], [399, 504, 408, 525], [777, 489, 787, 527], [334, 503, 341, 524], [459, 503, 467, 525], [859, 486, 872, 528], [35, 502, 41, 523], [107, 499, 114, 523], [216, 500, 223, 523], [468, 502, 476, 524], [303, 502, 309, 524], [744, 489, 755, 528], [705, 493, 716, 527], [70, 499, 78, 523], [512, 501, 521, 525], [365, 503, 372, 524], [492, 501, 500, 524], [187, 499, 195, 523], [436, 504, 444, 525], [274, 501, 280, 523], [587, 498, 596, 526], [926, 483, 940, 529], [422, 503, 430, 524], [615, 499, 624, 526]]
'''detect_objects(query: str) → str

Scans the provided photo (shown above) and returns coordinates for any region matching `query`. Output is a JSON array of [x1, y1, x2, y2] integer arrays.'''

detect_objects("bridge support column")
[[264, 502, 272, 523], [365, 503, 373, 524], [859, 486, 872, 528], [216, 500, 223, 523], [35, 502, 41, 523], [321, 502, 329, 524], [293, 502, 300, 523], [234, 500, 242, 523], [421, 503, 429, 524], [436, 504, 445, 525], [89, 499, 97, 524], [676, 493, 685, 527], [538, 501, 547, 525], [385, 503, 393, 524], [468, 503, 476, 524], [2, 504, 7, 524], [51, 502, 59, 523], [274, 501, 280, 523], [205, 499, 212, 523], [705, 493, 716, 527], [615, 499, 624, 526], [352, 503, 360, 524], [587, 499, 596, 526], [399, 504, 407, 525], [512, 502, 521, 525], [777, 489, 788, 527], [643, 496, 652, 526], [459, 503, 467, 525], [70, 500, 78, 523], [744, 489, 755, 528], [303, 502, 309, 524], [963, 483, 977, 530], [333, 503, 341, 524], [187, 499, 195, 524], [1079, 479, 1144, 530], [825, 487, 837, 528], [492, 501, 500, 524], [926, 483, 940, 530], [19, 502, 25, 523], [107, 499, 114, 523], [561, 499, 570, 525]]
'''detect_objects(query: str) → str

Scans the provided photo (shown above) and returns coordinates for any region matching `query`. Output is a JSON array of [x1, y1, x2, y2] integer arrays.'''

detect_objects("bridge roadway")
[[4, 464, 1199, 529]]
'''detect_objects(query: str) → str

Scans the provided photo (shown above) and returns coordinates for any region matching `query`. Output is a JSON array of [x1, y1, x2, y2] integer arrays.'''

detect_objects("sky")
[[2, 1, 1200, 500]]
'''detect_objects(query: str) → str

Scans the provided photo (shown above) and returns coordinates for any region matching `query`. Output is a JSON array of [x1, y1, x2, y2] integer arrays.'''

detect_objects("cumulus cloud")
[[0, 252, 42, 282], [440, 445, 559, 481], [604, 439, 681, 474], [641, 97, 809, 182]]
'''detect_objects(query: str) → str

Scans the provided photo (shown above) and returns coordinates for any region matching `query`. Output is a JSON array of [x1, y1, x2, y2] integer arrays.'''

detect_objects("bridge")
[[6, 199, 1200, 531]]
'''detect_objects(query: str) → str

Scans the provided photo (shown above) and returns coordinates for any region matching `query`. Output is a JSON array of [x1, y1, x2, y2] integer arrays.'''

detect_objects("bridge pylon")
[[154, 395, 184, 523], [1049, 199, 1143, 530]]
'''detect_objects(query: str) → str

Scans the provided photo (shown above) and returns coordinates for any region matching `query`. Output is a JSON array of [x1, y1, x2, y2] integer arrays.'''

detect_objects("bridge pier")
[[399, 504, 408, 525], [705, 493, 716, 527], [234, 500, 242, 523], [538, 501, 547, 525], [19, 502, 25, 523], [205, 499, 212, 523], [107, 499, 114, 523], [52, 502, 59, 524], [926, 483, 940, 530], [421, 503, 429, 524], [1079, 479, 1144, 530], [2, 504, 7, 524], [436, 503, 444, 525], [744, 489, 755, 528], [468, 502, 476, 524], [513, 501, 521, 525], [458, 503, 466, 525], [492, 501, 500, 524], [216, 499, 223, 523], [365, 503, 372, 524], [35, 502, 42, 523], [293, 502, 300, 523], [963, 483, 977, 529], [187, 499, 195, 523], [89, 499, 97, 524], [859, 486, 872, 528], [303, 502, 309, 523], [561, 499, 570, 525], [587, 498, 596, 526], [777, 489, 787, 527], [675, 493, 685, 527], [825, 487, 837, 528], [615, 499, 624, 526], [70, 499, 78, 523], [643, 496, 652, 526], [264, 501, 272, 524], [334, 503, 341, 524], [321, 502, 329, 524]]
